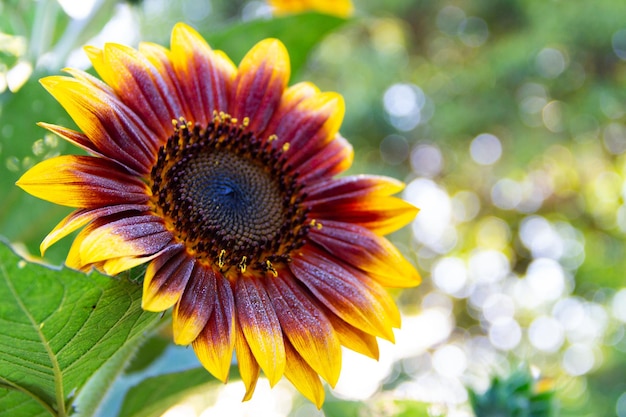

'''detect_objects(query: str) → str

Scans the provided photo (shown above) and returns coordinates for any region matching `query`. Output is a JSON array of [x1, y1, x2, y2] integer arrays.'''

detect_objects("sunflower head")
[[16, 23, 419, 407]]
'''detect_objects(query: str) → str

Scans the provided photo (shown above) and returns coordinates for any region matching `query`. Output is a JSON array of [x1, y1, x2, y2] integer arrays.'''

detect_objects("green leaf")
[[0, 241, 161, 417], [202, 12, 348, 78], [118, 368, 222, 417], [123, 334, 171, 375]]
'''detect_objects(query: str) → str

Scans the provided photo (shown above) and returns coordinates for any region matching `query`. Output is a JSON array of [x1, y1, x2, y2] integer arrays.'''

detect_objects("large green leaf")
[[0, 242, 161, 417], [203, 12, 348, 79], [117, 368, 222, 417]]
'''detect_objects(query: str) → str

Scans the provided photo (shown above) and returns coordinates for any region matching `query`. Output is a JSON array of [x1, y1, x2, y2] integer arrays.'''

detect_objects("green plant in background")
[[469, 368, 557, 417]]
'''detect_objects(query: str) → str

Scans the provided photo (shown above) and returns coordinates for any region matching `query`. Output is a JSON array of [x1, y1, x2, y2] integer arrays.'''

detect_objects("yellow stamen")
[[218, 249, 226, 268], [266, 260, 278, 277], [239, 256, 248, 273], [309, 219, 323, 230], [282, 142, 290, 152]]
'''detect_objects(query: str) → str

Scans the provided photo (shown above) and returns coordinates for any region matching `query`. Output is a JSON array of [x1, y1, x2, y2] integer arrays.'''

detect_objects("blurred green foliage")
[[469, 368, 557, 417]]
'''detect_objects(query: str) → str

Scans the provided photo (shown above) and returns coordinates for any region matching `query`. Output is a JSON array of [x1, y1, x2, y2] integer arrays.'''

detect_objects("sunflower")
[[16, 23, 420, 406], [268, 0, 354, 18]]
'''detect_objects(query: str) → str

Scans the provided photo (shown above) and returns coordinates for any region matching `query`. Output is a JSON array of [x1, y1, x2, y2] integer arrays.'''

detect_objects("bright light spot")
[[491, 178, 522, 210], [384, 83, 425, 117], [542, 100, 564, 132], [470, 133, 502, 165], [603, 123, 626, 155], [562, 344, 595, 376], [458, 17, 489, 47], [468, 249, 509, 284], [6, 61, 32, 92], [380, 134, 409, 165], [163, 404, 197, 417], [451, 190, 481, 223], [394, 310, 454, 357], [410, 144, 443, 177], [612, 29, 626, 60], [519, 216, 564, 259], [333, 344, 394, 400], [593, 170, 621, 206], [383, 83, 430, 131], [526, 258, 566, 303], [529, 316, 565, 352], [199, 379, 293, 417], [432, 345, 467, 378], [565, 303, 608, 344], [482, 294, 515, 322], [612, 289, 626, 322], [536, 47, 567, 79], [242, 2, 273, 20], [395, 371, 468, 404], [432, 257, 468, 296], [422, 291, 454, 314], [406, 179, 454, 253], [58, 0, 97, 19], [489, 317, 522, 350], [553, 297, 586, 331], [67, 4, 139, 69]]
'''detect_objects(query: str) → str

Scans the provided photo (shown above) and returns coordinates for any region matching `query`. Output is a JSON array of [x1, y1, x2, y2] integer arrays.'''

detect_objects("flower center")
[[150, 114, 310, 276]]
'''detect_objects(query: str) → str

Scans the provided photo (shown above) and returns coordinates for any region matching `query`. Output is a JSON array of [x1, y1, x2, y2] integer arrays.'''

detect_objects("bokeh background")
[[2, 0, 626, 416]]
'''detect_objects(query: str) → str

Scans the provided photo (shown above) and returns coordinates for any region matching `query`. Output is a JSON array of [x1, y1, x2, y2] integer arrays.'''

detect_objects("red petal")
[[309, 220, 421, 288], [142, 244, 194, 312], [235, 275, 285, 386], [193, 274, 236, 382], [298, 135, 353, 182], [170, 23, 235, 125], [290, 245, 400, 342], [173, 265, 218, 345], [265, 271, 342, 386], [231, 39, 290, 134]]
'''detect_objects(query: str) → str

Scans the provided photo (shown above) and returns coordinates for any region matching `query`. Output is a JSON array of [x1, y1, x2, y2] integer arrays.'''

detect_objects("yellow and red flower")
[[17, 23, 419, 406], [268, 0, 354, 18]]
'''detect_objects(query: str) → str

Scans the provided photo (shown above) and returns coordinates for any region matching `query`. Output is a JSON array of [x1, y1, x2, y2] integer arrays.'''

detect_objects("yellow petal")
[[236, 276, 286, 386], [284, 339, 325, 408], [16, 155, 149, 208], [235, 320, 261, 401]]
